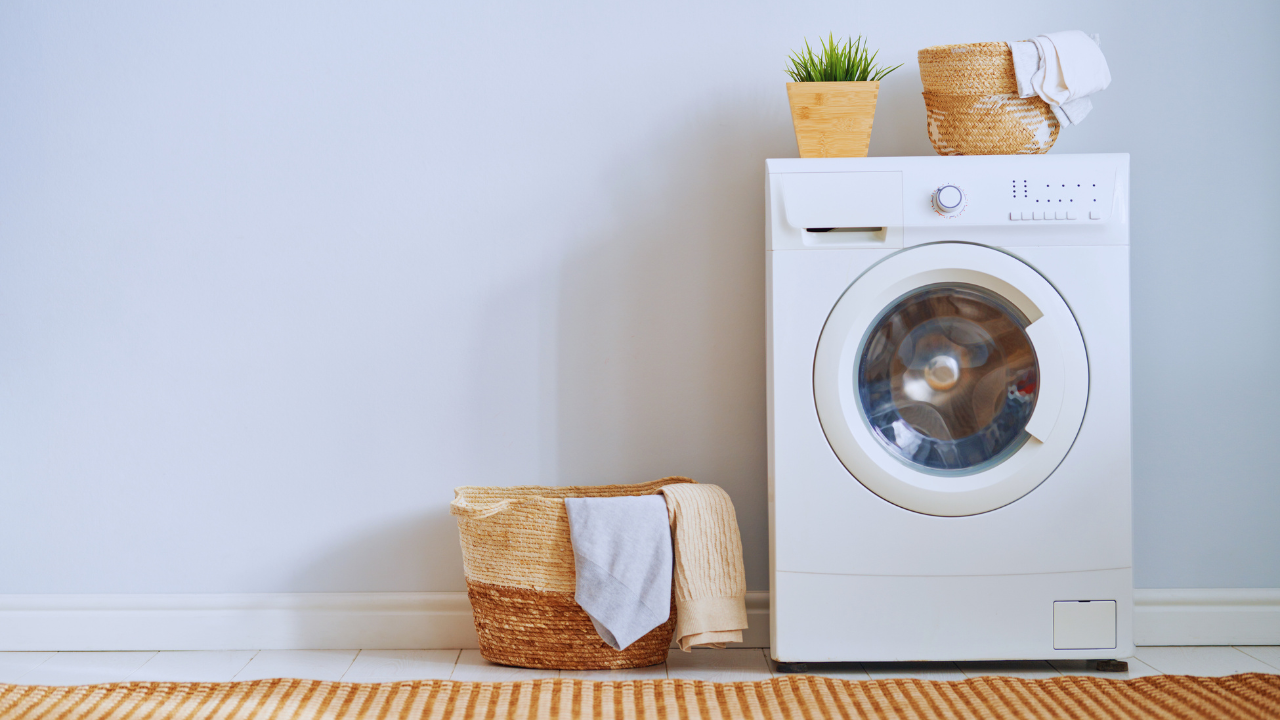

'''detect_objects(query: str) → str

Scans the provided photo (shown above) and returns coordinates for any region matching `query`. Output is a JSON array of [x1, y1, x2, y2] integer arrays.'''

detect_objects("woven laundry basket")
[[451, 477, 694, 670], [918, 42, 1059, 155]]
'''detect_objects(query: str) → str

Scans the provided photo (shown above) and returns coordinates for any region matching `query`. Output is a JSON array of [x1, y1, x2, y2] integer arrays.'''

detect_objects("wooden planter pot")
[[786, 81, 879, 158]]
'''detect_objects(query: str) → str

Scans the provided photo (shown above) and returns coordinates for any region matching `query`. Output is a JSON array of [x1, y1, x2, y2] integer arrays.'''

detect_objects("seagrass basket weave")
[[918, 42, 1059, 155], [450, 477, 694, 670]]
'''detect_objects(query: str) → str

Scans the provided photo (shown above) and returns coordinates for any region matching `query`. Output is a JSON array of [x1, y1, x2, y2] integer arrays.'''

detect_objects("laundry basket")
[[450, 477, 693, 670], [918, 42, 1058, 155]]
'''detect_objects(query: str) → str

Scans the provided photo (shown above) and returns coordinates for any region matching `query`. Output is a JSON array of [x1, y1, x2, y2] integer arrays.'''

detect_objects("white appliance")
[[766, 154, 1132, 664]]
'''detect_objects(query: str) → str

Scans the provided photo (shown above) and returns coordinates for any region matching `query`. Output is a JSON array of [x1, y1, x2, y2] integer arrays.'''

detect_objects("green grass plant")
[[786, 34, 901, 83]]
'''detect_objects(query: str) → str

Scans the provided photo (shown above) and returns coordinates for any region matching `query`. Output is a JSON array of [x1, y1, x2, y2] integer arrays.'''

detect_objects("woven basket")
[[918, 42, 1058, 155], [451, 477, 694, 670]]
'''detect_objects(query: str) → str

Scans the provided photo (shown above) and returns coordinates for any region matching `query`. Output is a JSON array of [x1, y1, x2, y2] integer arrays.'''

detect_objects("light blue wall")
[[0, 1, 1275, 593]]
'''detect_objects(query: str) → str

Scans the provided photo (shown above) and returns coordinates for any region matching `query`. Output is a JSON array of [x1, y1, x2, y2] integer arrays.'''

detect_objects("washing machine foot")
[[775, 662, 809, 674], [1094, 659, 1129, 672]]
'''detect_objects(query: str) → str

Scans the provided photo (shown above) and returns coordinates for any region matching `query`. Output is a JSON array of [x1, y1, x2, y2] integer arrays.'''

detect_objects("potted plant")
[[786, 34, 901, 158]]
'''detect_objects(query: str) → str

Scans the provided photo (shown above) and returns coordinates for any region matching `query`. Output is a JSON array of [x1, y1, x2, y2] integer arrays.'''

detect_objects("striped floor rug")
[[2, 673, 1277, 719]]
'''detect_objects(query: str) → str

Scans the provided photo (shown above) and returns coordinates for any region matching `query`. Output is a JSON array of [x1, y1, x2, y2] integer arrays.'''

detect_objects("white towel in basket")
[[565, 495, 673, 650], [1008, 31, 1111, 126]]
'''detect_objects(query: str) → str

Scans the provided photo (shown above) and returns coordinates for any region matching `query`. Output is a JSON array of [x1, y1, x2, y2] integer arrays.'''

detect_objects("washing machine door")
[[814, 242, 1088, 516]]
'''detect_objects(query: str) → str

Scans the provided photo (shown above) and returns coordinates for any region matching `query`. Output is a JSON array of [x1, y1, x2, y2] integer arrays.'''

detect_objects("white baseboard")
[[1133, 588, 1280, 646], [1, 589, 1273, 651], [0, 592, 771, 651], [0, 593, 480, 651]]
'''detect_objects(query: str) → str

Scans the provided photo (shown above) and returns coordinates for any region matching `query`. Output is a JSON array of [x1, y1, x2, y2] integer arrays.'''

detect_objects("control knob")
[[933, 184, 965, 216]]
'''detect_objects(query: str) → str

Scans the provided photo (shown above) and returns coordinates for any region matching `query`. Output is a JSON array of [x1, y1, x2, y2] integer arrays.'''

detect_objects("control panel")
[[765, 154, 1129, 250], [904, 166, 1117, 227], [1008, 178, 1107, 221]]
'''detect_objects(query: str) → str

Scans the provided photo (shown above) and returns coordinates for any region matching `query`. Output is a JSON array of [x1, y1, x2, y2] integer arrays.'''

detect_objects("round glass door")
[[812, 242, 1089, 517], [858, 284, 1039, 475]]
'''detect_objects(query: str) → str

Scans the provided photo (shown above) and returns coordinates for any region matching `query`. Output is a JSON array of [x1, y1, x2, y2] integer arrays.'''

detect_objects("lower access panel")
[[1054, 601, 1117, 649], [772, 569, 1133, 662]]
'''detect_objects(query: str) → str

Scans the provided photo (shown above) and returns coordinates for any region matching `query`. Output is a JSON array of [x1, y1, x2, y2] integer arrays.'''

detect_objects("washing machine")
[[766, 154, 1132, 664]]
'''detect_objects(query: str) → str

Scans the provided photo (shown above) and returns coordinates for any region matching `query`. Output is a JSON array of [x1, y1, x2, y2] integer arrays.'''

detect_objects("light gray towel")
[[564, 496, 672, 650]]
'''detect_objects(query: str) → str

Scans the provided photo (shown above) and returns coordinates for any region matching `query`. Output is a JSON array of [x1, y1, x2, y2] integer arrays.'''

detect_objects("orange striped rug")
[[1, 673, 1277, 719]]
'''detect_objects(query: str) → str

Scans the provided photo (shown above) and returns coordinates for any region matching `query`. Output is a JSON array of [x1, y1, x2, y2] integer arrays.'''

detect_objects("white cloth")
[[1007, 31, 1111, 126], [564, 496, 673, 650]]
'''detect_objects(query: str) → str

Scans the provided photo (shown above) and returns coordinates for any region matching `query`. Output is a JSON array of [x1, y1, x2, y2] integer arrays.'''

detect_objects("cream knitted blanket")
[[659, 483, 748, 650]]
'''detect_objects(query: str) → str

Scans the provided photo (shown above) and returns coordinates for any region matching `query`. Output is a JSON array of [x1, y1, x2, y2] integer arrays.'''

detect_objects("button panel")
[[1009, 210, 1094, 221], [1008, 176, 1105, 220]]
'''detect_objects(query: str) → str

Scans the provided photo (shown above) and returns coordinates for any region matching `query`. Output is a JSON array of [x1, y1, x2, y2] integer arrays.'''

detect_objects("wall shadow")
[[550, 94, 797, 591], [291, 508, 461, 593]]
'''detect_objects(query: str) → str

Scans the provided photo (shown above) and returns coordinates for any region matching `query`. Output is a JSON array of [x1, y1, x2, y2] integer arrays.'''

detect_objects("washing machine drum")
[[814, 243, 1089, 517], [860, 283, 1039, 474]]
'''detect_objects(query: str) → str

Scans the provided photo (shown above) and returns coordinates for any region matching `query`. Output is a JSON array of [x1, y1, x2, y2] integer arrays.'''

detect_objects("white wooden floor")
[[0, 647, 1277, 685]]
